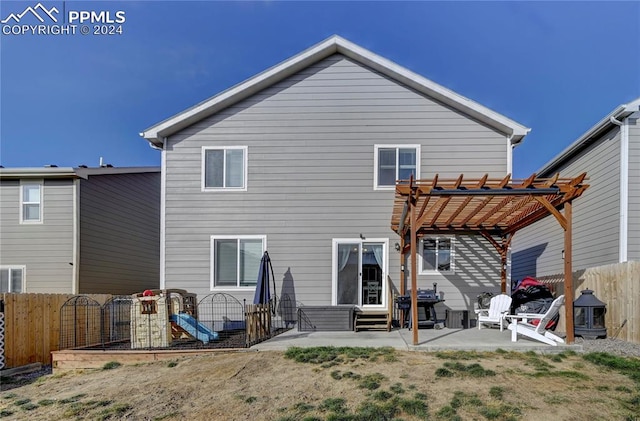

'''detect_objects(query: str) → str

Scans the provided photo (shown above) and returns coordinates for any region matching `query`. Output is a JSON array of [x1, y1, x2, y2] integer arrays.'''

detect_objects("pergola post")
[[410, 196, 419, 346], [500, 250, 508, 294], [499, 235, 512, 294], [479, 231, 511, 294], [399, 237, 406, 296], [399, 236, 406, 325], [564, 201, 574, 344]]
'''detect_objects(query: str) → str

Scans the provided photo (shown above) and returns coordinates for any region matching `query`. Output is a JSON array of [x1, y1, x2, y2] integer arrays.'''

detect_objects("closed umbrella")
[[253, 251, 274, 306]]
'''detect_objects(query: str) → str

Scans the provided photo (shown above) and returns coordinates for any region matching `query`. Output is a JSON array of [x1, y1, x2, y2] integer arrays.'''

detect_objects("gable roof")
[[141, 35, 530, 148], [537, 97, 640, 176]]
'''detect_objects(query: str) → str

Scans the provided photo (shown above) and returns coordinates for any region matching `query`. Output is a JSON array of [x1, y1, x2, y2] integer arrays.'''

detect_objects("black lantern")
[[573, 289, 607, 339]]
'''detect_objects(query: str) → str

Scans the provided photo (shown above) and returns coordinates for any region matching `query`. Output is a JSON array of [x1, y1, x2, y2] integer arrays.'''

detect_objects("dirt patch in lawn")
[[1, 348, 638, 420]]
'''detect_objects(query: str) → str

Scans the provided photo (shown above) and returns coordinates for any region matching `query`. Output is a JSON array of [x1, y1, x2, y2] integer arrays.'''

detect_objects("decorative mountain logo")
[[1, 3, 59, 24]]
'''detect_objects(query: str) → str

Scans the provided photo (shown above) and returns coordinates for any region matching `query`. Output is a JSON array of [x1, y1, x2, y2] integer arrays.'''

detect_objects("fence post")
[[243, 299, 247, 347], [0, 299, 5, 370]]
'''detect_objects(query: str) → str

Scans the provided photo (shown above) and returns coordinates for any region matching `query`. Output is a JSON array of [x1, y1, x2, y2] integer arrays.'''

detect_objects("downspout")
[[72, 178, 80, 294], [159, 137, 167, 288], [506, 134, 514, 176], [609, 116, 628, 262], [140, 133, 166, 288], [505, 134, 514, 287]]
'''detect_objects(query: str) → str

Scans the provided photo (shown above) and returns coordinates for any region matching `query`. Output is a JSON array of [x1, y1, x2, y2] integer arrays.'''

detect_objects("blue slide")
[[170, 314, 219, 343]]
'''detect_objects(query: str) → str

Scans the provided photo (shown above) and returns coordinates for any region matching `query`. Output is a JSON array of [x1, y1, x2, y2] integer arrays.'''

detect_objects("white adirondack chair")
[[506, 295, 565, 346], [475, 294, 512, 331]]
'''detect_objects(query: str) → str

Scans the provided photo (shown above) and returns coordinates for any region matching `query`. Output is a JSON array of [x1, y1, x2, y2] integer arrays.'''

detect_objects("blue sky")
[[1, 1, 639, 177]]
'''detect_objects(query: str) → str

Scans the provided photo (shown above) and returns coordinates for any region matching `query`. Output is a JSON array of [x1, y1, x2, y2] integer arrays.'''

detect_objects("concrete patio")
[[252, 326, 583, 353]]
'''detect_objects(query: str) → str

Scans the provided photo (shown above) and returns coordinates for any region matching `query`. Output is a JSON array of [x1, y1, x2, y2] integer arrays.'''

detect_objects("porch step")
[[354, 311, 391, 332]]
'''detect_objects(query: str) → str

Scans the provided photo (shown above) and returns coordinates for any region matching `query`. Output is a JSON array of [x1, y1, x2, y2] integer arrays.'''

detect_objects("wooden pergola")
[[390, 173, 589, 345]]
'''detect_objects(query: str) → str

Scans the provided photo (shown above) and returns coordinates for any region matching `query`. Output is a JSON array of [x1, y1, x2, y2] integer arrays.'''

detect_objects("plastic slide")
[[169, 314, 219, 343]]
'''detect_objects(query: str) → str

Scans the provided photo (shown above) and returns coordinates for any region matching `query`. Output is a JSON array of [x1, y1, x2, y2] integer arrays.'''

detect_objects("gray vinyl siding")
[[512, 126, 622, 280], [164, 54, 509, 312], [78, 172, 160, 294], [628, 117, 640, 260], [0, 179, 74, 293]]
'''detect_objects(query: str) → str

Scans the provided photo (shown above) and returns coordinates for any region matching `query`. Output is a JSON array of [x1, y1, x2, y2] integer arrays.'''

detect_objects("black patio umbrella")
[[253, 251, 275, 311]]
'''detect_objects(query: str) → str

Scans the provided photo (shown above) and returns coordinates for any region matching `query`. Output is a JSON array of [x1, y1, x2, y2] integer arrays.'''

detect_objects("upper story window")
[[202, 146, 248, 191], [420, 237, 455, 274], [374, 145, 420, 190], [211, 235, 266, 289], [0, 267, 24, 293], [20, 181, 43, 223]]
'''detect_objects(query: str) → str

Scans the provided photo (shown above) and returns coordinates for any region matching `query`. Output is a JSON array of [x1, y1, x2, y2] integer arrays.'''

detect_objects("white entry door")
[[332, 239, 387, 309]]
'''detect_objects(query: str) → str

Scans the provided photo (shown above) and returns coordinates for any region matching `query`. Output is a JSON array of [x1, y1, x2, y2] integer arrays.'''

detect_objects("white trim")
[[201, 146, 248, 192], [418, 236, 456, 275], [141, 35, 530, 146], [71, 179, 79, 294], [210, 235, 266, 290], [331, 238, 389, 309], [506, 135, 513, 176], [19, 180, 43, 224], [620, 117, 630, 263], [160, 143, 167, 289], [331, 240, 338, 306], [373, 144, 421, 190], [0, 265, 26, 293]]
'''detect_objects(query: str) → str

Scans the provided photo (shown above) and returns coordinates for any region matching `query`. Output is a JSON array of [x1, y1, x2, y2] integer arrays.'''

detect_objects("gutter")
[[140, 131, 164, 150], [0, 167, 77, 179]]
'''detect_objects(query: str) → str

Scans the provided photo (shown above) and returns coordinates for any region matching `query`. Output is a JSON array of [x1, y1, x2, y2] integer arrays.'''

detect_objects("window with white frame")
[[374, 145, 420, 189], [420, 237, 454, 273], [202, 146, 247, 191], [20, 182, 42, 223], [211, 236, 265, 288], [0, 267, 24, 293]]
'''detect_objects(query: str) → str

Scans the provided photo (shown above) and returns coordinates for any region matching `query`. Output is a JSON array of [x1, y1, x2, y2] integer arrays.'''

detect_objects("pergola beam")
[[534, 196, 567, 230], [429, 187, 560, 196]]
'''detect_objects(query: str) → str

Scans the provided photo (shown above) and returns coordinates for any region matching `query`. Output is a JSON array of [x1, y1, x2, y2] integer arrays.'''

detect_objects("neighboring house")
[[141, 35, 530, 315], [512, 97, 640, 281], [0, 166, 161, 295]]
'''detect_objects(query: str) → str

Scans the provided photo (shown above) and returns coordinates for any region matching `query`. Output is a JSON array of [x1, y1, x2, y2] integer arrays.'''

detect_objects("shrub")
[[358, 373, 386, 390], [102, 361, 121, 370]]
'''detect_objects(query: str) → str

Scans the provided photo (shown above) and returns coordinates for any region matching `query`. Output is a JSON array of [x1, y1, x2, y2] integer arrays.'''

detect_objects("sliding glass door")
[[333, 239, 387, 309]]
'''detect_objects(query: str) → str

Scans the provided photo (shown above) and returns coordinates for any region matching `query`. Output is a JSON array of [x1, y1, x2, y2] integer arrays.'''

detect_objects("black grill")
[[396, 284, 445, 329]]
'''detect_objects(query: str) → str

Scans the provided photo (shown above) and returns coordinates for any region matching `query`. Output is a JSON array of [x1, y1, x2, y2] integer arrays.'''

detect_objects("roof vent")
[[99, 157, 113, 168], [78, 165, 88, 168], [45, 164, 58, 168]]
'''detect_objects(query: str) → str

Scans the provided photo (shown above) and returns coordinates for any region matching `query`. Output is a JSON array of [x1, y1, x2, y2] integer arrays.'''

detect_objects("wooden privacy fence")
[[0, 293, 110, 369], [575, 261, 640, 344], [245, 303, 272, 346]]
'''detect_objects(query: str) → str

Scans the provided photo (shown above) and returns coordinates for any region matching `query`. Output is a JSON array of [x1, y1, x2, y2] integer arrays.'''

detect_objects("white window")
[[211, 236, 266, 289], [20, 182, 43, 223], [420, 237, 454, 274], [0, 267, 25, 293], [202, 146, 248, 191], [374, 145, 420, 189]]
